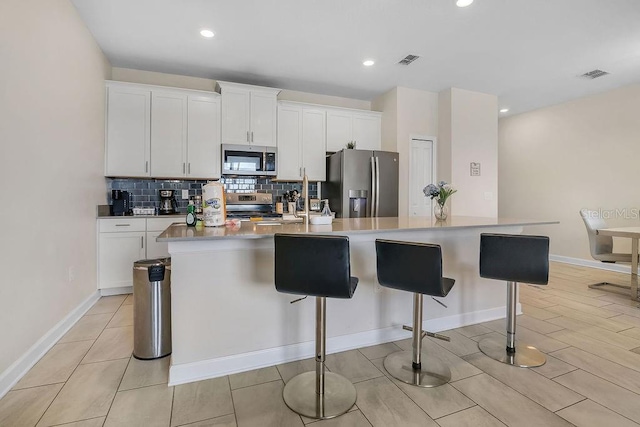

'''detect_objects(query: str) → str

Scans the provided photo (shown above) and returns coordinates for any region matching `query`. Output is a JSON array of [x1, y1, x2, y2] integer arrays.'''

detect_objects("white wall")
[[371, 87, 398, 153], [111, 67, 371, 110], [0, 0, 110, 375], [499, 84, 640, 259], [396, 87, 439, 217], [440, 88, 498, 218], [373, 87, 439, 217]]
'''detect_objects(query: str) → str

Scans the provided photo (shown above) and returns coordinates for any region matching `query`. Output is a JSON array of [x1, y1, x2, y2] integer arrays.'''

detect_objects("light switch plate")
[[484, 192, 493, 201], [182, 189, 189, 200]]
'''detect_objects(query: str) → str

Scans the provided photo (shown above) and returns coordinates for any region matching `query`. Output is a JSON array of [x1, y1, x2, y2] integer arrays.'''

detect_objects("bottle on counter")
[[275, 196, 284, 214], [186, 203, 197, 227]]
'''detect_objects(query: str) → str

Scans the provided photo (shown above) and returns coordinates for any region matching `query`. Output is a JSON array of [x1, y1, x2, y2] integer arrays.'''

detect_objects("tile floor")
[[2, 263, 640, 426]]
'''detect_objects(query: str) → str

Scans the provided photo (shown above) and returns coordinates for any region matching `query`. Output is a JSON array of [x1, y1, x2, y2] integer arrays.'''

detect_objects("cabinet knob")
[[183, 163, 186, 174], [247, 131, 250, 142]]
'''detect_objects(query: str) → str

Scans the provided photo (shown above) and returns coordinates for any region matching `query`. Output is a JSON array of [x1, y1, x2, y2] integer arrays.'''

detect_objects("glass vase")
[[434, 203, 448, 221]]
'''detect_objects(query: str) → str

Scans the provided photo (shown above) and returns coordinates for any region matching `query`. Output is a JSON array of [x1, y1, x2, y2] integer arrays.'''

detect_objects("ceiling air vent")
[[579, 69, 609, 79], [398, 55, 420, 66]]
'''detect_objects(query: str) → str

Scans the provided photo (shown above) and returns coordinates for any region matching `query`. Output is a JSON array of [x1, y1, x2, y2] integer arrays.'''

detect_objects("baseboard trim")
[[0, 290, 101, 400], [100, 286, 133, 296], [550, 254, 631, 274], [169, 304, 515, 386]]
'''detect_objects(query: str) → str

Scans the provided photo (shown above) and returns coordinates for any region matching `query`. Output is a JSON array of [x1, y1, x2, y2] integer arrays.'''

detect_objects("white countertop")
[[157, 216, 558, 242]]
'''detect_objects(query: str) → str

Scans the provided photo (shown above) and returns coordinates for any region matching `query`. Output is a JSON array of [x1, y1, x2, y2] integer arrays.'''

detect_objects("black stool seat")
[[480, 233, 549, 284], [376, 239, 454, 297], [274, 233, 358, 420], [375, 239, 455, 388], [275, 234, 358, 298], [478, 233, 550, 368]]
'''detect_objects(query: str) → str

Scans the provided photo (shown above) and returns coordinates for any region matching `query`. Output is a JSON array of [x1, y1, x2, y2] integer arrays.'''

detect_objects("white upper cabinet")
[[326, 108, 381, 152], [105, 81, 221, 179], [276, 102, 326, 181], [217, 81, 280, 147], [187, 95, 221, 179], [352, 112, 382, 151], [219, 86, 250, 145], [105, 83, 151, 177], [276, 103, 303, 181], [301, 108, 327, 181], [151, 90, 187, 177], [326, 109, 353, 152]]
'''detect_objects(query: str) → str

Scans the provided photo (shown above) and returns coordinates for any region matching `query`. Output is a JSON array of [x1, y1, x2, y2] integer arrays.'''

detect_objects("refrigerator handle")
[[375, 157, 380, 217], [370, 157, 376, 217]]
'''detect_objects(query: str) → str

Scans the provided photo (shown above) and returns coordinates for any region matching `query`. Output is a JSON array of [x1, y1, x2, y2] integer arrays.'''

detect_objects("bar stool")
[[478, 233, 550, 367], [375, 239, 455, 387], [274, 233, 359, 420]]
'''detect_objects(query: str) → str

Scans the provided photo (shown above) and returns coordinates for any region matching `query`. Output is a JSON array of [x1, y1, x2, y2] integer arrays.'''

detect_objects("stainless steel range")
[[225, 193, 280, 219]]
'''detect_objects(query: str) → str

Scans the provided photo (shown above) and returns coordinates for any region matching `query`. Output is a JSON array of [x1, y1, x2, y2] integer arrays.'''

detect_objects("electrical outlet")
[[68, 266, 75, 283], [182, 189, 189, 200]]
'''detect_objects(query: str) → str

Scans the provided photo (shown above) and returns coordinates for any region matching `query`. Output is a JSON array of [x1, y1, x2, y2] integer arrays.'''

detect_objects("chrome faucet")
[[294, 168, 310, 226]]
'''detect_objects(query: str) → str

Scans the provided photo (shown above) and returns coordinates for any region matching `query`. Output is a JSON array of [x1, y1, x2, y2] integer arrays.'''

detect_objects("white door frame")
[[408, 135, 437, 216]]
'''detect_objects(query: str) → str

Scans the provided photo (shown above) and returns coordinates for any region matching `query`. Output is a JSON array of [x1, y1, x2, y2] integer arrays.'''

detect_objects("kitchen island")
[[158, 216, 557, 386]]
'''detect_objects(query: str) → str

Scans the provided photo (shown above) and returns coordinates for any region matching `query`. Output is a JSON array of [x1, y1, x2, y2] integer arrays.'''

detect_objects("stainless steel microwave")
[[221, 144, 277, 176]]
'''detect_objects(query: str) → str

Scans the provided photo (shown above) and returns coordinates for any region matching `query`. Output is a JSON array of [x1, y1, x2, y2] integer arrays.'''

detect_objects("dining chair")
[[580, 209, 633, 293]]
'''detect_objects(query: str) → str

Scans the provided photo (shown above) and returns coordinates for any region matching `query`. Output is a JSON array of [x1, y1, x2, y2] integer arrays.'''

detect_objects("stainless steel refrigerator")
[[325, 149, 399, 218]]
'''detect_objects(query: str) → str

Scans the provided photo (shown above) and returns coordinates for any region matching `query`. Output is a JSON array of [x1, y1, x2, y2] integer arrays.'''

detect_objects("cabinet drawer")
[[147, 217, 181, 232], [99, 218, 146, 233]]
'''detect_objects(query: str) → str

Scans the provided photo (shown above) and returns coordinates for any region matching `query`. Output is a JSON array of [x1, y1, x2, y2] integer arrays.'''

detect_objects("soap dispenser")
[[321, 199, 332, 217]]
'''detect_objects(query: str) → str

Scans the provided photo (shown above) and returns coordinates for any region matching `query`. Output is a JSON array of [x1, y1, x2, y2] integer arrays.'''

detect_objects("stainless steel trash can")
[[133, 258, 171, 359]]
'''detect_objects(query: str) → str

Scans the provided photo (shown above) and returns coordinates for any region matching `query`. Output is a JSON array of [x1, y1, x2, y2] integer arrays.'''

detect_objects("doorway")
[[408, 137, 436, 217]]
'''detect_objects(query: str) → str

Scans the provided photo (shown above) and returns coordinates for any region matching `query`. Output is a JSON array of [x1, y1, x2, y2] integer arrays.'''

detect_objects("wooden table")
[[597, 227, 640, 301]]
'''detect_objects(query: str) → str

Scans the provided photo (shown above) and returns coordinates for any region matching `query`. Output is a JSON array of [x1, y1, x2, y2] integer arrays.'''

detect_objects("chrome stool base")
[[283, 371, 356, 420], [478, 335, 546, 368], [384, 350, 451, 387]]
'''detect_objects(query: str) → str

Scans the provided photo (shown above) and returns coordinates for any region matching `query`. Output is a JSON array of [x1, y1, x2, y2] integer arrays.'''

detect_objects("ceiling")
[[71, 0, 640, 116]]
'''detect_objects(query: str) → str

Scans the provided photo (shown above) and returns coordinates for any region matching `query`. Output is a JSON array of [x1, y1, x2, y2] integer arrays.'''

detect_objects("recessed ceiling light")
[[363, 60, 375, 67], [200, 29, 215, 38], [499, 108, 509, 113], [456, 0, 474, 7]]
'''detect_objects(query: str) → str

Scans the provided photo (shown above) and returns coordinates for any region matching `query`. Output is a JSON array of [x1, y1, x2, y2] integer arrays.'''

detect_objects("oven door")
[[221, 144, 277, 176]]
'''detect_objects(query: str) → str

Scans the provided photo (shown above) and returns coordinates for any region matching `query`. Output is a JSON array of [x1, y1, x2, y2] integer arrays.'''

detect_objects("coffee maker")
[[159, 190, 178, 215], [111, 190, 130, 216]]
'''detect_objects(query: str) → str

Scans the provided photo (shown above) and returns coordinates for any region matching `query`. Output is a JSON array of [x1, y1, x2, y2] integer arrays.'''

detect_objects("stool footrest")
[[402, 325, 451, 342]]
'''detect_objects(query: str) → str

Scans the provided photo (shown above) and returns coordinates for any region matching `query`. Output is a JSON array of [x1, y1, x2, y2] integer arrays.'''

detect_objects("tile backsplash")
[[106, 177, 318, 212]]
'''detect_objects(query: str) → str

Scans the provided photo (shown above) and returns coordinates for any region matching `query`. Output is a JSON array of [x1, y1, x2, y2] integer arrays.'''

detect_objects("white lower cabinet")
[[145, 217, 178, 259], [98, 231, 146, 290], [98, 217, 180, 290]]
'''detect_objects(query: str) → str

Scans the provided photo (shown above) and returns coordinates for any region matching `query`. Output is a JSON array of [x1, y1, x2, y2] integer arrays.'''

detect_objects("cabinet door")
[[352, 113, 381, 151], [151, 91, 187, 177], [326, 109, 353, 152], [146, 231, 170, 259], [187, 95, 221, 179], [250, 92, 277, 147], [98, 232, 146, 289], [221, 88, 250, 145], [276, 104, 302, 180], [302, 108, 327, 181], [106, 85, 151, 177]]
